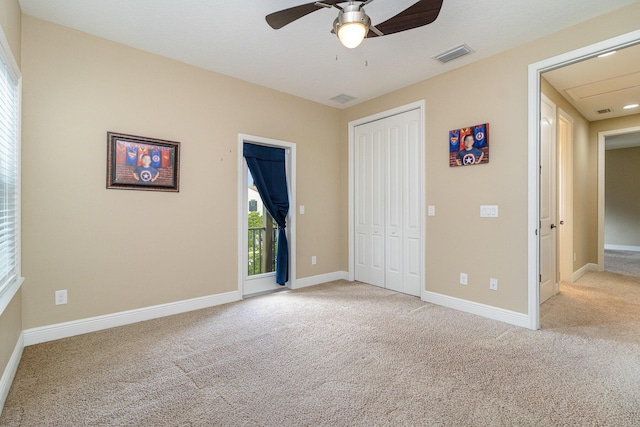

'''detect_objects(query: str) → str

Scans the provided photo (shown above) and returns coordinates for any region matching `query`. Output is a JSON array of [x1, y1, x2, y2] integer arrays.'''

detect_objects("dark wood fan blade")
[[367, 0, 443, 37], [266, 1, 343, 30]]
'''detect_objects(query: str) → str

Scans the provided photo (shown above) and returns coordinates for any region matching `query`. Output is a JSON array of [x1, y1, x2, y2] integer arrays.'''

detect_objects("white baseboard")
[[573, 263, 598, 282], [605, 244, 640, 252], [422, 291, 531, 329], [23, 290, 241, 346], [294, 271, 349, 289], [0, 332, 23, 415]]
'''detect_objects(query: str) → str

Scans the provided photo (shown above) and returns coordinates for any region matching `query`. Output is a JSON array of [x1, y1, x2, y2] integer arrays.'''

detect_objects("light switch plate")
[[460, 273, 468, 285], [480, 205, 499, 218]]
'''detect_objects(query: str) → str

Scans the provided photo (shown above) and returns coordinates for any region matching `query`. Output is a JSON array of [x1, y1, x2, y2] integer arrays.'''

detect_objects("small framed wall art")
[[449, 123, 489, 167], [106, 132, 180, 192]]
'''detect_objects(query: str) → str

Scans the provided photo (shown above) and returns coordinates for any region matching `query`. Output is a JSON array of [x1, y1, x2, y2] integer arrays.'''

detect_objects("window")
[[0, 29, 22, 310]]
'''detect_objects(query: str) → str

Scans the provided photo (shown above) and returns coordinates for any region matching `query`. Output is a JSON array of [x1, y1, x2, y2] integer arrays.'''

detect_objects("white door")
[[540, 94, 558, 303], [403, 116, 422, 296], [354, 123, 386, 287], [355, 109, 422, 297]]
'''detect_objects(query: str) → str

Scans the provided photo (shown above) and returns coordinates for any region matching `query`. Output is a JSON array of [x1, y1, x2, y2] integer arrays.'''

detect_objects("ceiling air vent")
[[330, 93, 356, 104], [433, 44, 473, 64], [596, 108, 613, 115]]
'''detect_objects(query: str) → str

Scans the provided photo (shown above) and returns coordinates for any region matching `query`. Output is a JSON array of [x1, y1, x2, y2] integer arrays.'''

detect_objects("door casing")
[[557, 109, 574, 284], [237, 134, 297, 296]]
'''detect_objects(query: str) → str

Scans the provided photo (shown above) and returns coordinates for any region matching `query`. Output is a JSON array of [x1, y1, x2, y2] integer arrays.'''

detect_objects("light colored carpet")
[[2, 274, 639, 426], [605, 249, 640, 277]]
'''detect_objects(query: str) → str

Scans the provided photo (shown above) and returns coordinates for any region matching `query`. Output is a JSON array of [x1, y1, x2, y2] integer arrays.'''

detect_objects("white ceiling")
[[18, 0, 640, 108], [543, 43, 640, 148], [544, 43, 640, 122]]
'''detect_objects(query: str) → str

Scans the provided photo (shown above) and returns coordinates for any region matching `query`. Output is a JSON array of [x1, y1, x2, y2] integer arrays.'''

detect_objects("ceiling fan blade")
[[266, 0, 343, 30], [367, 0, 443, 37], [369, 25, 384, 37]]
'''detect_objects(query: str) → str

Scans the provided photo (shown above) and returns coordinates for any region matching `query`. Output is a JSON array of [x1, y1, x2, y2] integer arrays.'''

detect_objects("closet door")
[[385, 109, 422, 296], [402, 111, 422, 297], [354, 121, 386, 287], [385, 122, 403, 292], [354, 108, 422, 297]]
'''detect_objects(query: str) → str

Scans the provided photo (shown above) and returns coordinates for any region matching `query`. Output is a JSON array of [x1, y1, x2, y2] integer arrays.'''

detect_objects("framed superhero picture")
[[106, 132, 180, 192], [449, 123, 489, 167]]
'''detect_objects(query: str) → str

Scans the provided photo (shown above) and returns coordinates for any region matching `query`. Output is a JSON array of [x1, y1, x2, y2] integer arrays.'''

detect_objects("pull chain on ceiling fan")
[[266, 0, 444, 49]]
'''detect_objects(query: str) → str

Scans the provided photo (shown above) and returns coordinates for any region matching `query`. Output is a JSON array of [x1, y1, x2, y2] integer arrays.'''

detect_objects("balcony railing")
[[248, 226, 278, 276]]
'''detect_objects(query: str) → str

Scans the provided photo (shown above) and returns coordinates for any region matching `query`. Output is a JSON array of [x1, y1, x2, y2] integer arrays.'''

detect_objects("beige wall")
[[21, 16, 343, 329], [0, 0, 22, 401], [341, 3, 640, 313], [0, 292, 21, 382], [605, 146, 640, 247], [0, 0, 21, 65]]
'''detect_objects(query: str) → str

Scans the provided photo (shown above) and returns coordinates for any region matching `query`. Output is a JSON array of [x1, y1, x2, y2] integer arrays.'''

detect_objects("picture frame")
[[449, 123, 489, 167], [106, 132, 180, 192]]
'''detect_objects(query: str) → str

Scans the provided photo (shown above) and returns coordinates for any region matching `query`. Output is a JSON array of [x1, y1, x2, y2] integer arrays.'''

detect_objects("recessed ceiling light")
[[623, 103, 639, 110], [597, 51, 616, 58]]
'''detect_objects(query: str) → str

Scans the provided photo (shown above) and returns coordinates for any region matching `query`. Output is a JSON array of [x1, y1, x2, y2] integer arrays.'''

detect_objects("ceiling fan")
[[266, 0, 444, 49]]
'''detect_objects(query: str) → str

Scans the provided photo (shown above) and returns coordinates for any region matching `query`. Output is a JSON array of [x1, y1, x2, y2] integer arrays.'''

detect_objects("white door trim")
[[237, 134, 297, 296], [527, 30, 640, 330], [348, 100, 425, 295], [557, 108, 574, 284], [597, 125, 640, 271]]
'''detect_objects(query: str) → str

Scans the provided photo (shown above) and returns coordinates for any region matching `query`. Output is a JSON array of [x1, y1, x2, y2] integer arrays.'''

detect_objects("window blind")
[[0, 45, 19, 296]]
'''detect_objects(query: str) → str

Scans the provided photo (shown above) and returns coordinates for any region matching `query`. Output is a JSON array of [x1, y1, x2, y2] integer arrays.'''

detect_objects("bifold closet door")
[[354, 109, 422, 297], [354, 121, 386, 287]]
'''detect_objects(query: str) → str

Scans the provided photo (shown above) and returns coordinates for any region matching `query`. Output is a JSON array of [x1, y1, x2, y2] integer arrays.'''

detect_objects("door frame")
[[527, 29, 640, 330], [557, 108, 574, 284], [237, 133, 297, 296], [348, 100, 425, 295], [597, 125, 640, 271]]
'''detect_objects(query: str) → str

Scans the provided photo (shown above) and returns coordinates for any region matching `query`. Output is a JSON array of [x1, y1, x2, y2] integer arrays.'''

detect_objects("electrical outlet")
[[55, 290, 67, 305], [460, 273, 468, 285], [311, 256, 317, 265], [299, 205, 305, 215], [490, 278, 498, 291], [428, 205, 435, 216]]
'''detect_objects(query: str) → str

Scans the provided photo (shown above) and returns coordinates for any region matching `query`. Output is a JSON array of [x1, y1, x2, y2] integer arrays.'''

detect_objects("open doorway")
[[528, 30, 640, 329], [599, 129, 640, 277], [237, 134, 297, 296]]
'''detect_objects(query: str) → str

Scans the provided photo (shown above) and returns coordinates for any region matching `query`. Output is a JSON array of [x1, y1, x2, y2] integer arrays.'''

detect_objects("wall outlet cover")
[[460, 273, 468, 285]]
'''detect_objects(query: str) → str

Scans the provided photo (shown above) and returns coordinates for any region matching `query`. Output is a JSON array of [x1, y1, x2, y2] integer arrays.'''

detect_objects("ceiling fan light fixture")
[[334, 5, 371, 49], [337, 22, 368, 48]]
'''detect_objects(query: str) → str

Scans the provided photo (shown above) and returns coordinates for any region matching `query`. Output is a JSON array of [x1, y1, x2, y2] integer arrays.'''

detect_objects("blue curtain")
[[243, 143, 289, 285]]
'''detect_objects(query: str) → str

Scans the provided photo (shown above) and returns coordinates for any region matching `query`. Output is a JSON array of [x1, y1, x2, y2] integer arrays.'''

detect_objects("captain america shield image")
[[462, 153, 477, 165], [139, 170, 153, 182]]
